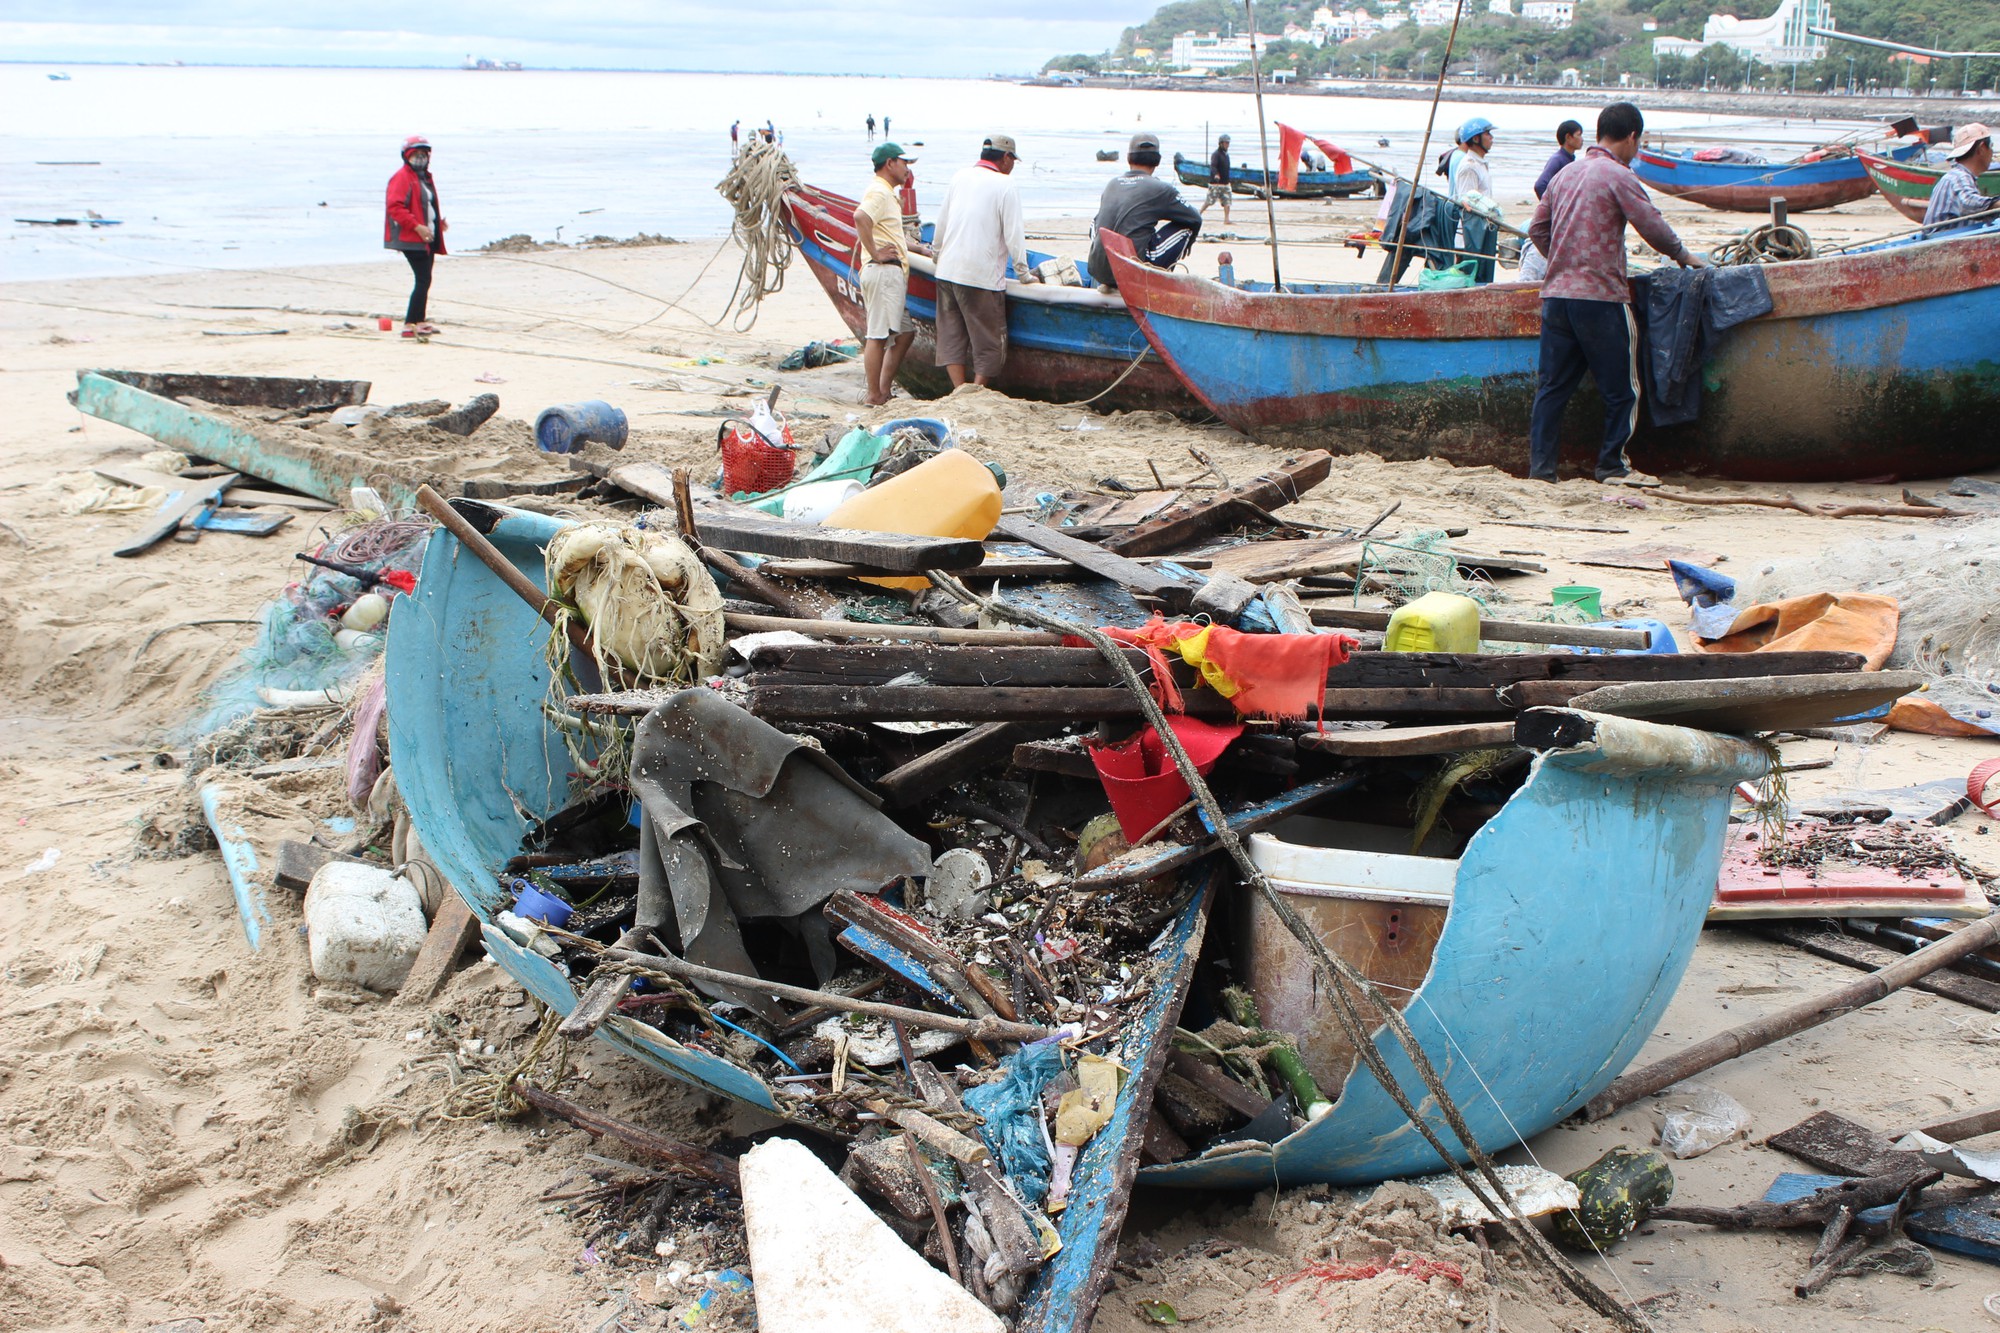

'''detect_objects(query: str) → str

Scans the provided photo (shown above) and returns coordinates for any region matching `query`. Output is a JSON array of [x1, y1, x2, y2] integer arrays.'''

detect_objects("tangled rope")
[[716, 138, 800, 330], [1712, 221, 1815, 266]]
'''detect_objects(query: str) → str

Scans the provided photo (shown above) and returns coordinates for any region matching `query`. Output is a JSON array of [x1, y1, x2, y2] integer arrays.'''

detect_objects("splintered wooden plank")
[[1558, 671, 1927, 733], [1766, 1111, 1924, 1177], [1754, 921, 2000, 1012], [1298, 721, 1516, 757], [397, 892, 483, 1005], [1098, 450, 1334, 557], [993, 514, 1194, 606]]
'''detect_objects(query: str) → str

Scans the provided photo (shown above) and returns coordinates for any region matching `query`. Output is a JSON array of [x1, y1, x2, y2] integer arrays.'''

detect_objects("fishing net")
[[178, 518, 430, 742], [1742, 517, 2000, 685]]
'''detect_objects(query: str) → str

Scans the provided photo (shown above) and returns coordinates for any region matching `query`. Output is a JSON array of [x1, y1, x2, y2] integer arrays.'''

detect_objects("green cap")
[[872, 142, 914, 169]]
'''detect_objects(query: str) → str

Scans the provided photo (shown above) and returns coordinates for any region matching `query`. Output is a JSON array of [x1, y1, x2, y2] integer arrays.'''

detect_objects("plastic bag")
[[1418, 260, 1478, 291], [1656, 1083, 1753, 1159]]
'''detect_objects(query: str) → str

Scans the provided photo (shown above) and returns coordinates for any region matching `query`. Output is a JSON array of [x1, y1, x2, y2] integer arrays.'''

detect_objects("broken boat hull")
[[1145, 712, 1771, 1189], [1105, 226, 2000, 482]]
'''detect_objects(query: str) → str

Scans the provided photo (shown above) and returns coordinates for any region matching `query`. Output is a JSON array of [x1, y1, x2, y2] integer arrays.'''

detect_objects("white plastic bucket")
[[782, 479, 866, 524]]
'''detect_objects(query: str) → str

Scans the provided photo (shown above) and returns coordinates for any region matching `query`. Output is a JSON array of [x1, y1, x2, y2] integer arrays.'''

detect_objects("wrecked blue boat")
[[385, 502, 1769, 1320]]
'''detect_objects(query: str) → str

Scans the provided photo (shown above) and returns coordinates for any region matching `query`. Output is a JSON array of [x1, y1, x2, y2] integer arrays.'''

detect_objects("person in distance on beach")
[[1526, 102, 1704, 487], [1923, 124, 2000, 234], [867, 113, 876, 138], [383, 135, 445, 338], [932, 133, 1041, 390], [731, 119, 741, 157], [1518, 118, 1583, 282], [1200, 134, 1233, 229], [851, 143, 931, 406], [1086, 132, 1203, 292]]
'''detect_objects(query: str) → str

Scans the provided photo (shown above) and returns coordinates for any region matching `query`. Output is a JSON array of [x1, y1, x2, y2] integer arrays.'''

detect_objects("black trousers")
[[402, 248, 434, 324], [1528, 297, 1641, 481]]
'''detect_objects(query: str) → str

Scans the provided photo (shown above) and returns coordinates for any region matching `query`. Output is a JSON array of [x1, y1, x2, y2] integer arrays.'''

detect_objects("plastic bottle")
[[822, 448, 1003, 591], [1383, 591, 1483, 653]]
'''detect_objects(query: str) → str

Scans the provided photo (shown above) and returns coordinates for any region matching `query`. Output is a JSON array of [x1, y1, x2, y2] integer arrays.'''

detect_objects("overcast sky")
[[1, 1, 1155, 76]]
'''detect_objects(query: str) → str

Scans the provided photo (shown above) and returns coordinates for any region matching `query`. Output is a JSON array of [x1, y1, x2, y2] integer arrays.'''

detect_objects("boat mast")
[[1243, 0, 1285, 291], [1385, 0, 1470, 287]]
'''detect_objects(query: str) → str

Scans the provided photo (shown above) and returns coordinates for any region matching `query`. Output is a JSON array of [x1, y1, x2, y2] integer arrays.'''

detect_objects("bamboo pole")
[[1384, 0, 1470, 287], [1583, 909, 2000, 1120], [1242, 0, 1285, 291]]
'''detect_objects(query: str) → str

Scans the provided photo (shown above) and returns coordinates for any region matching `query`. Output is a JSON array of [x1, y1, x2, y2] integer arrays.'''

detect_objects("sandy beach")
[[3, 183, 1999, 1333]]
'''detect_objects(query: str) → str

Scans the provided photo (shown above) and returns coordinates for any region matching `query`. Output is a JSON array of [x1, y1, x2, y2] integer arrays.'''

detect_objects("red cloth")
[[1088, 715, 1244, 843], [384, 161, 447, 254], [1097, 616, 1356, 722], [1276, 123, 1355, 193]]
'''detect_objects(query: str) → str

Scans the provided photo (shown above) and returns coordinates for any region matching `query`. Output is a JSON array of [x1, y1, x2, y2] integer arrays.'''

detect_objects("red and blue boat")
[[780, 182, 1199, 413], [1104, 224, 2000, 482], [1633, 140, 1925, 213], [1173, 151, 1382, 200]]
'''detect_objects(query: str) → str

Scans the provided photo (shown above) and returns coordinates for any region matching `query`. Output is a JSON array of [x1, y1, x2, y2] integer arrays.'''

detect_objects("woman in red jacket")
[[384, 135, 446, 337]]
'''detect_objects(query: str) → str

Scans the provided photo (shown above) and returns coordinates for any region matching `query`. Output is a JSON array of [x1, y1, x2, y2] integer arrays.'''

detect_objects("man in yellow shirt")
[[852, 143, 931, 406]]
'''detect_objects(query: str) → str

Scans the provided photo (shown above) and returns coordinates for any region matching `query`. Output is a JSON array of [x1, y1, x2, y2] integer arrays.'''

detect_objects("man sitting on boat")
[[1923, 124, 2000, 236], [1527, 102, 1705, 488], [1087, 133, 1203, 292]]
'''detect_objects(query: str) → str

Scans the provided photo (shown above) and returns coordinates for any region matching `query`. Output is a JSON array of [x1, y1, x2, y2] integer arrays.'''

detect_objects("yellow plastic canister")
[[1382, 591, 1482, 653], [821, 448, 1003, 590]]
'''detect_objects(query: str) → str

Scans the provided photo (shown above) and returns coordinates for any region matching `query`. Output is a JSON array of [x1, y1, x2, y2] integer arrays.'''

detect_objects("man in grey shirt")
[[1086, 132, 1203, 290]]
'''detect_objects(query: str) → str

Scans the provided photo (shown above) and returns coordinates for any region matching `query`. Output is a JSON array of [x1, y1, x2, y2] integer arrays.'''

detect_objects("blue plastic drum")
[[534, 400, 628, 453]]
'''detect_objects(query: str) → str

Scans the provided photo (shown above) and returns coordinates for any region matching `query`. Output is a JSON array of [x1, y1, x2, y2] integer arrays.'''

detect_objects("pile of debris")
[[95, 370, 2000, 1331]]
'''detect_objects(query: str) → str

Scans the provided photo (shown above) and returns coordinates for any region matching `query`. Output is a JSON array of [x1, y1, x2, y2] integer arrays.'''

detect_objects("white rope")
[[716, 138, 801, 331]]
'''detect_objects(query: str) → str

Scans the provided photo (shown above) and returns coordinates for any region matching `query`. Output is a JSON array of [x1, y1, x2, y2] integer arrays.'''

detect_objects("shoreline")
[[1041, 74, 1991, 123]]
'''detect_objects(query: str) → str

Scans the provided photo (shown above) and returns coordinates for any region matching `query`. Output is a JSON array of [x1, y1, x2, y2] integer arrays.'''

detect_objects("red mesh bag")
[[717, 419, 795, 496]]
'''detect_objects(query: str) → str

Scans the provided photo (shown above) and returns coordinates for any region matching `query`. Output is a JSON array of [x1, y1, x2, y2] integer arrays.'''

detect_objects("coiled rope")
[[1711, 221, 1815, 266], [716, 138, 800, 330]]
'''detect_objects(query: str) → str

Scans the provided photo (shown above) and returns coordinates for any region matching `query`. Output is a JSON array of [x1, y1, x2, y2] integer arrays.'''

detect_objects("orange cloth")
[[1098, 616, 1357, 721], [1694, 593, 1899, 671], [1886, 697, 2000, 739]]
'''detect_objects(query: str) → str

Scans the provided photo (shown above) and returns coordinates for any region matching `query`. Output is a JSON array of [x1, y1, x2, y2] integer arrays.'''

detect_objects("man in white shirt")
[[930, 133, 1041, 388]]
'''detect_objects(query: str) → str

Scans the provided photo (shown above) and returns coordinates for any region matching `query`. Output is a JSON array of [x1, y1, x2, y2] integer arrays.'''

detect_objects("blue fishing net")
[[962, 1038, 1067, 1206], [180, 519, 430, 742]]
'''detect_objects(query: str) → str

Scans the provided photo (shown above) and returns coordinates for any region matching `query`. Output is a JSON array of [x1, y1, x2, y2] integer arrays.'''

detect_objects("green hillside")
[[1046, 0, 2000, 93]]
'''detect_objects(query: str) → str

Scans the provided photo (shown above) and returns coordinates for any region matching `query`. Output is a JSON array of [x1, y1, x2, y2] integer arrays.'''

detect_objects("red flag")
[[1276, 122, 1353, 193]]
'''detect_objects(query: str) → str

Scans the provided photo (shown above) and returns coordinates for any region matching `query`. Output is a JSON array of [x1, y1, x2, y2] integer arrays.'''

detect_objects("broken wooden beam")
[[1650, 1168, 1939, 1231], [723, 611, 1061, 646], [1298, 721, 1517, 757], [1582, 908, 2000, 1119], [396, 891, 484, 1005], [82, 368, 369, 411], [875, 721, 1059, 808], [1306, 605, 1652, 650], [993, 514, 1198, 609], [1098, 451, 1333, 557], [1751, 921, 2000, 1011], [739, 683, 1513, 723], [514, 1083, 742, 1189]]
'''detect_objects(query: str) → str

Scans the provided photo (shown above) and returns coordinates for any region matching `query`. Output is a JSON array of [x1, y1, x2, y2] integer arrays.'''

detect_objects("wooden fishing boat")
[[1173, 151, 1383, 200], [779, 183, 1199, 413], [1860, 150, 2000, 223], [1105, 226, 2000, 482], [1633, 141, 1923, 213]]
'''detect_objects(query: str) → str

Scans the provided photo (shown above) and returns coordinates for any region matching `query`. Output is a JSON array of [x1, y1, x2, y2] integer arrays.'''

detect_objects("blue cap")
[[1458, 117, 1495, 143]]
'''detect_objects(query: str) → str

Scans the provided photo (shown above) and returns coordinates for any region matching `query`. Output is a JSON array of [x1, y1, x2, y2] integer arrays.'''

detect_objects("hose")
[[715, 138, 801, 331]]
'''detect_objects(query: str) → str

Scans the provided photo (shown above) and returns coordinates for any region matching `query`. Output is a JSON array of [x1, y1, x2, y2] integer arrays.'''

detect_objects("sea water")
[[1, 64, 1844, 283]]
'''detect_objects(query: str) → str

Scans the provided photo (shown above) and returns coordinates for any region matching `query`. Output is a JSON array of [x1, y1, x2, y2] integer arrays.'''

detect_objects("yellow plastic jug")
[[1382, 591, 1482, 653], [822, 448, 1003, 591]]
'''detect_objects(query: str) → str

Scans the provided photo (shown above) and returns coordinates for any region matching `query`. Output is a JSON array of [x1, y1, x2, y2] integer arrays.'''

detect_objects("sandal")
[[412, 323, 441, 336]]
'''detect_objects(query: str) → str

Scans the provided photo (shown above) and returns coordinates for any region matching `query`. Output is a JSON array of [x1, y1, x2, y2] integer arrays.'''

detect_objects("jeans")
[[1528, 296, 1640, 481], [402, 247, 435, 324]]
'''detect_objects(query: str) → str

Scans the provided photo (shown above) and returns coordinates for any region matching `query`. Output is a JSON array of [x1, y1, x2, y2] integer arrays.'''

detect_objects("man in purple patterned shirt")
[[1526, 102, 1706, 485]]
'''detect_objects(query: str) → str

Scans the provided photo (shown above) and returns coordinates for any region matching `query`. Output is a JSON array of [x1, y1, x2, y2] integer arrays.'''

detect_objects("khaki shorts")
[[860, 263, 908, 340], [934, 279, 1008, 378], [1204, 183, 1233, 207]]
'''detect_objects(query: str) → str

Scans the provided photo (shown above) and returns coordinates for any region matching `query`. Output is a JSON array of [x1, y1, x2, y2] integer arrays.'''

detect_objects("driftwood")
[[514, 1083, 742, 1189], [1655, 489, 1969, 520], [1583, 908, 2000, 1119], [1098, 451, 1334, 556], [1649, 1169, 1938, 1231]]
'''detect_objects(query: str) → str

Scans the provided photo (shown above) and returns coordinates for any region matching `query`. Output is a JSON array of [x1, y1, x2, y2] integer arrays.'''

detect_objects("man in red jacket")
[[385, 135, 446, 337]]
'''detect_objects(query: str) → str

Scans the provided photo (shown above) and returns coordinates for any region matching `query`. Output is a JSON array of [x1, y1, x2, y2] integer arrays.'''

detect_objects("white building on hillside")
[[1652, 0, 1834, 65], [1412, 0, 1460, 27], [1520, 0, 1574, 28], [1168, 30, 1289, 71], [1489, 0, 1513, 13]]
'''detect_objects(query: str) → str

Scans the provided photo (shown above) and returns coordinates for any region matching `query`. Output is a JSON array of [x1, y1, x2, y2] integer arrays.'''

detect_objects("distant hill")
[[1046, 0, 2000, 92]]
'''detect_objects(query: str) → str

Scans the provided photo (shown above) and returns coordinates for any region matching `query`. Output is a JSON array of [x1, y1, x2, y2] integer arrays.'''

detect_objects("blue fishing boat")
[[1105, 224, 2000, 482], [1174, 150, 1383, 200], [1633, 140, 1924, 213], [781, 183, 1198, 413]]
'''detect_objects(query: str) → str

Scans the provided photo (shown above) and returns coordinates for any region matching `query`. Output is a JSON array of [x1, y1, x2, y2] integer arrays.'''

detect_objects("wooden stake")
[[1583, 909, 2000, 1120]]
